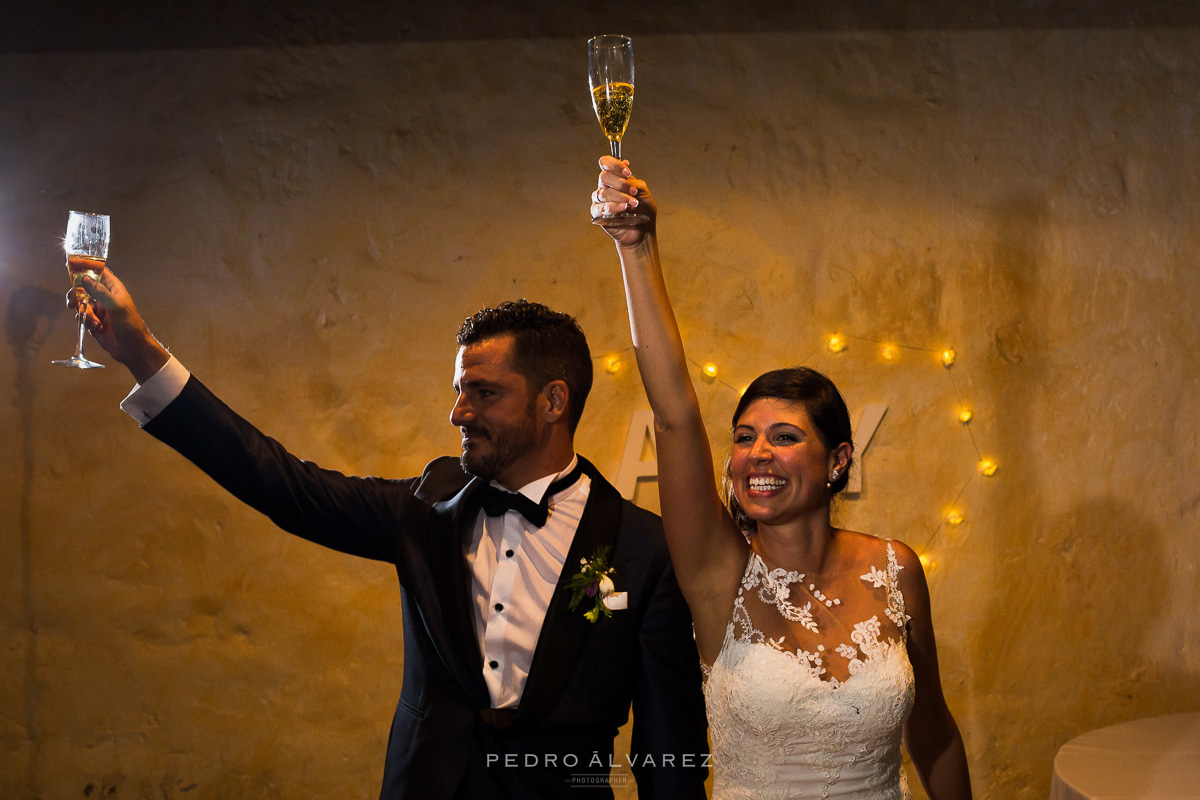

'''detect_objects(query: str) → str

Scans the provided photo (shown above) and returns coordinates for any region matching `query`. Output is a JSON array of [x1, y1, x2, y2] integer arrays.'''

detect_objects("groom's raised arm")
[[76, 268, 412, 565], [144, 375, 411, 563]]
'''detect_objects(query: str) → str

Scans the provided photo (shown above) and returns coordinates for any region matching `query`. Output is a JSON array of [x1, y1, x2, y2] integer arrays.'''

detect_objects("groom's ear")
[[541, 381, 569, 425]]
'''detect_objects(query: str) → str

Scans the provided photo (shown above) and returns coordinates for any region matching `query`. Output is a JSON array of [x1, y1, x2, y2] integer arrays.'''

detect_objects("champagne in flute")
[[68, 253, 107, 285], [591, 81, 634, 156], [588, 34, 648, 226], [52, 210, 110, 369]]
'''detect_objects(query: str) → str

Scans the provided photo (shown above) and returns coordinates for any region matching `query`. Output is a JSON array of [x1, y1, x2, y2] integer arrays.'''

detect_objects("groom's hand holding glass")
[[67, 270, 170, 384]]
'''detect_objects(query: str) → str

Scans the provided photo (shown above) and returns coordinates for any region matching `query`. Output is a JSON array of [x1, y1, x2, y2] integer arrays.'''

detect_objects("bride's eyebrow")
[[733, 422, 805, 434]]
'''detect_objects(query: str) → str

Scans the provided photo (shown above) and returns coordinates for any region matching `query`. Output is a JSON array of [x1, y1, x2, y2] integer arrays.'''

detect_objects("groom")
[[75, 270, 708, 799]]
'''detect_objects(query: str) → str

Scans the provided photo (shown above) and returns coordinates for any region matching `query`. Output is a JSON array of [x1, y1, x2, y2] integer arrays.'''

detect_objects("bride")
[[591, 157, 972, 799]]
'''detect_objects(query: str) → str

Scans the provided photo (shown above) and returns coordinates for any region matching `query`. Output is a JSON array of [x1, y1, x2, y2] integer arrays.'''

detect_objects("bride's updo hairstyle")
[[725, 367, 854, 531]]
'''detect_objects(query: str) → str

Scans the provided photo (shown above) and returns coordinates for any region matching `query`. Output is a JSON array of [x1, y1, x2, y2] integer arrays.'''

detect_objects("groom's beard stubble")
[[458, 399, 540, 482]]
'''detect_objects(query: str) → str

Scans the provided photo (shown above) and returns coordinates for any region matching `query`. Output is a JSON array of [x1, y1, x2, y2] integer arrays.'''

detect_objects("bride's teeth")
[[749, 477, 785, 490]]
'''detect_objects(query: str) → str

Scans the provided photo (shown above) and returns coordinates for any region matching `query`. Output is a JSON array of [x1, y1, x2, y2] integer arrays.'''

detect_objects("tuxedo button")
[[489, 660, 499, 669], [505, 549, 514, 558], [494, 603, 503, 612]]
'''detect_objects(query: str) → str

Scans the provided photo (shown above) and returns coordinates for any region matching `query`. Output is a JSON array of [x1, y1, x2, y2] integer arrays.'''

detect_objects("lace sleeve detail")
[[884, 541, 911, 640]]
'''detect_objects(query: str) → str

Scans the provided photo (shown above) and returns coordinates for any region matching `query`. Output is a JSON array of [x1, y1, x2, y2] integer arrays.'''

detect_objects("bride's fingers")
[[596, 172, 638, 200], [591, 199, 629, 218], [597, 157, 635, 193], [591, 197, 633, 218], [597, 155, 632, 176], [592, 186, 639, 211]]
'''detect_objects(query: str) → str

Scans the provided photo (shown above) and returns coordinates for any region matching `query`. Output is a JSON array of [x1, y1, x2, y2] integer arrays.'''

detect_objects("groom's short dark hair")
[[457, 300, 593, 433]]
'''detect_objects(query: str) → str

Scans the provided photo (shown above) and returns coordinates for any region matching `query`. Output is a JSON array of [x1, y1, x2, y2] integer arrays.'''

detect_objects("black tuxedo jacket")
[[144, 376, 709, 799]]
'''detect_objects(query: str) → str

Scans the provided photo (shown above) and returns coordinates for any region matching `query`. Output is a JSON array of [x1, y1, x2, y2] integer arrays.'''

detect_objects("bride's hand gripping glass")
[[588, 34, 649, 227]]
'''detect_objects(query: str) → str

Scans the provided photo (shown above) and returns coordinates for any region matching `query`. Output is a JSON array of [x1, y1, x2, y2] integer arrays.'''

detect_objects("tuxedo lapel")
[[429, 479, 490, 701], [511, 457, 623, 727], [396, 465, 488, 707]]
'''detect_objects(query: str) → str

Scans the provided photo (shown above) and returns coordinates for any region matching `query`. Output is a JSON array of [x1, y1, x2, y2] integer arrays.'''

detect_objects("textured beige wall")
[[2, 27, 1198, 799]]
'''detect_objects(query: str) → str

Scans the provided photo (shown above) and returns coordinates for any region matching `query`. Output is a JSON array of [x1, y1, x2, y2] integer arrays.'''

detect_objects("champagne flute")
[[52, 210, 110, 369], [588, 34, 649, 226]]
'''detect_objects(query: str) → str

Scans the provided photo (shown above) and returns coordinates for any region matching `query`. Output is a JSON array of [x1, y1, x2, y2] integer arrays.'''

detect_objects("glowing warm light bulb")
[[702, 362, 719, 380], [946, 510, 964, 526], [958, 408, 973, 424], [918, 553, 935, 569], [979, 458, 998, 477], [880, 343, 899, 362], [828, 334, 847, 353], [605, 356, 621, 375], [739, 385, 750, 397], [941, 348, 956, 368]]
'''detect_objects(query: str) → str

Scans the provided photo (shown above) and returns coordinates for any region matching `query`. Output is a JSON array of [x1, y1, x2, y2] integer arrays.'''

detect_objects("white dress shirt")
[[120, 356, 589, 709], [464, 458, 589, 708]]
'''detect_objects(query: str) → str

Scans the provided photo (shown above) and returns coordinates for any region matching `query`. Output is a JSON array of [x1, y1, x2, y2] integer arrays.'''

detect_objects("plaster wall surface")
[[1, 25, 1198, 800]]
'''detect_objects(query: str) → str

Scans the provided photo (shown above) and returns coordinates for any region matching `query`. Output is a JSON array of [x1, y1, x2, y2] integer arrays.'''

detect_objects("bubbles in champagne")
[[592, 82, 634, 142]]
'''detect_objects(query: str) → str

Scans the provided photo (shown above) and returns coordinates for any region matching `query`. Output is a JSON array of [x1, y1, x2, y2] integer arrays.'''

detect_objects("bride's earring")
[[827, 468, 839, 489]]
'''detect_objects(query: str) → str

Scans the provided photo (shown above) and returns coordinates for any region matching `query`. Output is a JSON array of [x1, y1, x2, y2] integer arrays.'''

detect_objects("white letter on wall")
[[615, 409, 657, 501], [846, 404, 887, 495]]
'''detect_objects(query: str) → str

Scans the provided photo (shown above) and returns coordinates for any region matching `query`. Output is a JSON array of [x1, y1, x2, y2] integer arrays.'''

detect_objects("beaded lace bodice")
[[703, 539, 916, 799]]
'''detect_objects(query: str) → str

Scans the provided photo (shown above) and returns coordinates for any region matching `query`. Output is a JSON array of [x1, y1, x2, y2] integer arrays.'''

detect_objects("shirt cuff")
[[119, 356, 190, 426]]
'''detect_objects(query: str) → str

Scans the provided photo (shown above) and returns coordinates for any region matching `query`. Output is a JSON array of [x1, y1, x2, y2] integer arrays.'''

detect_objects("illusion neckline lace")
[[703, 539, 917, 799]]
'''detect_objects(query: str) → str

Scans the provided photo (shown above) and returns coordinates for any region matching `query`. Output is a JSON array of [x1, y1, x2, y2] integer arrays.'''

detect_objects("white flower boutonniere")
[[566, 546, 621, 623]]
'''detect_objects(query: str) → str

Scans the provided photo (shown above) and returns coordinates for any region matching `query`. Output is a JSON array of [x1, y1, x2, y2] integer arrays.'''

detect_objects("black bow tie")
[[475, 463, 584, 528]]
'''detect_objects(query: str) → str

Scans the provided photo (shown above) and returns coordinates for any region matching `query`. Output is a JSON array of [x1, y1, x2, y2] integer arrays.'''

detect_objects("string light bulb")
[[605, 356, 622, 375], [702, 362, 719, 380], [803, 329, 993, 557]]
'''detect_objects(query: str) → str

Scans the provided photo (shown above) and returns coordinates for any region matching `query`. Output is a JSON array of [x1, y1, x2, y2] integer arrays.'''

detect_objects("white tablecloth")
[[1050, 712, 1200, 800]]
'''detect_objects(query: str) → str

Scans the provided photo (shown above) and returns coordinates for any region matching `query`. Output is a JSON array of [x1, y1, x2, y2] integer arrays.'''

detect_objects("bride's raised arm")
[[592, 156, 747, 656]]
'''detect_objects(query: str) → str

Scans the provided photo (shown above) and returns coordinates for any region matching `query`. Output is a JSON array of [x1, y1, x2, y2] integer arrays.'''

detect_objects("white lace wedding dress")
[[703, 539, 915, 799]]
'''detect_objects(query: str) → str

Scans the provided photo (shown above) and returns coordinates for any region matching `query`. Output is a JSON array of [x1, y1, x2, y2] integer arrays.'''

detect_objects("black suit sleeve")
[[143, 375, 412, 563], [628, 557, 710, 797]]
